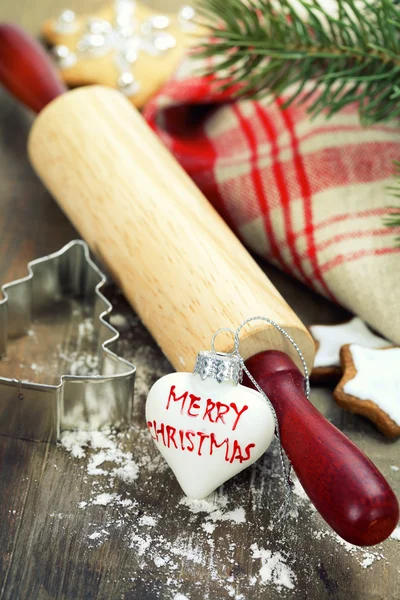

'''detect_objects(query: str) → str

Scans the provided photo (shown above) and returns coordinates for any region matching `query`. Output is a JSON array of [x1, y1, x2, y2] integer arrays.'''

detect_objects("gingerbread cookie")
[[310, 317, 389, 384], [42, 2, 200, 108], [334, 344, 400, 437]]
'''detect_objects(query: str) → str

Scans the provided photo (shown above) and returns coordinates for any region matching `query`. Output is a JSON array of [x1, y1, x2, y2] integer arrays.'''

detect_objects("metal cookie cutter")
[[0, 240, 135, 442]]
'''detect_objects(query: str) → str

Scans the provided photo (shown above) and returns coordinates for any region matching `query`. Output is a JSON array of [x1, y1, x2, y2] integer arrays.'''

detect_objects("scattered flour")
[[139, 515, 157, 527], [19, 297, 395, 596], [58, 413, 395, 598], [93, 492, 118, 506], [154, 556, 168, 568], [61, 430, 139, 484], [113, 462, 139, 484], [179, 494, 246, 525], [130, 533, 153, 556], [61, 430, 97, 459], [331, 532, 359, 554], [202, 522, 216, 535], [360, 553, 378, 568], [119, 498, 134, 507], [390, 527, 400, 541], [109, 313, 130, 331], [292, 476, 309, 502], [251, 543, 296, 590]]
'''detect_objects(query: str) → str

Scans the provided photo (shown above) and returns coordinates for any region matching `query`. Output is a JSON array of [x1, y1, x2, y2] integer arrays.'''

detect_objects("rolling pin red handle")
[[245, 351, 399, 547], [0, 24, 66, 113]]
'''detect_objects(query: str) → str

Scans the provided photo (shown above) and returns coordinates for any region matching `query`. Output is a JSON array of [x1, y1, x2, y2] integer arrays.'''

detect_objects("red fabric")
[[144, 65, 400, 343]]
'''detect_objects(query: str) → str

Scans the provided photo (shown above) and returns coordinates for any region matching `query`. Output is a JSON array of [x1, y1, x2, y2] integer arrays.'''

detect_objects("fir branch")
[[385, 161, 400, 244], [196, 0, 400, 124], [383, 209, 400, 243]]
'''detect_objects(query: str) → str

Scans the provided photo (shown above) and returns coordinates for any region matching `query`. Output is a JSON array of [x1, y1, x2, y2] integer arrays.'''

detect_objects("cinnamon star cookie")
[[310, 317, 389, 384], [334, 344, 400, 437]]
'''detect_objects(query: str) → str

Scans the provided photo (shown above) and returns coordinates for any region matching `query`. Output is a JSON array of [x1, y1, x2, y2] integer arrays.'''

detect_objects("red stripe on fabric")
[[292, 123, 399, 143], [269, 124, 399, 163], [276, 98, 335, 300], [231, 104, 284, 265], [184, 137, 399, 176], [306, 226, 400, 257], [207, 140, 399, 227], [253, 103, 316, 286], [294, 208, 390, 240], [321, 246, 400, 273], [296, 142, 399, 200]]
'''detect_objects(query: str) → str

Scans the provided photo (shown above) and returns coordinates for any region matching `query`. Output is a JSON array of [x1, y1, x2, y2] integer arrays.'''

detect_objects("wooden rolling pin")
[[0, 24, 398, 546]]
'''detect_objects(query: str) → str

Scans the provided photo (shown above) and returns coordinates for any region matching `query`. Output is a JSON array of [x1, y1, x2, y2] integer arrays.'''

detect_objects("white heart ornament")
[[146, 372, 275, 499]]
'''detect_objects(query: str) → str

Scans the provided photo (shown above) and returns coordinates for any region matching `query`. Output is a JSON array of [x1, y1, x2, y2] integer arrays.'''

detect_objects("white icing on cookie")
[[343, 345, 400, 426], [311, 317, 389, 368]]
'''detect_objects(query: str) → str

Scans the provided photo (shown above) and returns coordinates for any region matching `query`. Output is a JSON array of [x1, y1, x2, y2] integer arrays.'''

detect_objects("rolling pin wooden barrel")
[[0, 24, 398, 546]]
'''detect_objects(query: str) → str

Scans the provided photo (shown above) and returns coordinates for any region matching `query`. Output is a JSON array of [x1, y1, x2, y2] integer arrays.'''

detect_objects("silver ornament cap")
[[193, 350, 243, 385]]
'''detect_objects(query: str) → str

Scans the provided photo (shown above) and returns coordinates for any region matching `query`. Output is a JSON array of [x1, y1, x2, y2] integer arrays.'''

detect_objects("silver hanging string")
[[231, 316, 311, 514]]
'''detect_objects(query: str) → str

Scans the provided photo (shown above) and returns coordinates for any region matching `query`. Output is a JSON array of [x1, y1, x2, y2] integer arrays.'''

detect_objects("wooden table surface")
[[0, 1, 399, 599]]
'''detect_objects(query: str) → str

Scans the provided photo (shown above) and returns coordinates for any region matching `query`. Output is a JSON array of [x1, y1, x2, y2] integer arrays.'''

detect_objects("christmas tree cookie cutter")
[[0, 240, 136, 443]]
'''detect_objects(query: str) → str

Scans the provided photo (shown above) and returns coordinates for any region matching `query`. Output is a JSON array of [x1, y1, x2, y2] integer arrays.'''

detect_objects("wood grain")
[[0, 1, 399, 599], [28, 85, 314, 371]]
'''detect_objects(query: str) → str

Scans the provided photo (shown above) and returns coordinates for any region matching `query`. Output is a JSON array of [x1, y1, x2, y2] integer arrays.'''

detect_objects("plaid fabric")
[[144, 60, 400, 344]]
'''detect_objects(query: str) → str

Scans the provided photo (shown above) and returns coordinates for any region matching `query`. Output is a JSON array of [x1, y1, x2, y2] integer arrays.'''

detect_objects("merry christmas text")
[[147, 385, 255, 464]]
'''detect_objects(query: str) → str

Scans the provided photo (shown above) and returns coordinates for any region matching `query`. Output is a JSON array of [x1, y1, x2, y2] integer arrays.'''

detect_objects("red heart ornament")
[[146, 372, 275, 499]]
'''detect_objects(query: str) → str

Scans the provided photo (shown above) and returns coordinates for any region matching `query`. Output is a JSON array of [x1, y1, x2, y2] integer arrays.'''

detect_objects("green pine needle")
[[385, 162, 400, 244], [384, 209, 400, 244], [195, 0, 400, 124]]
